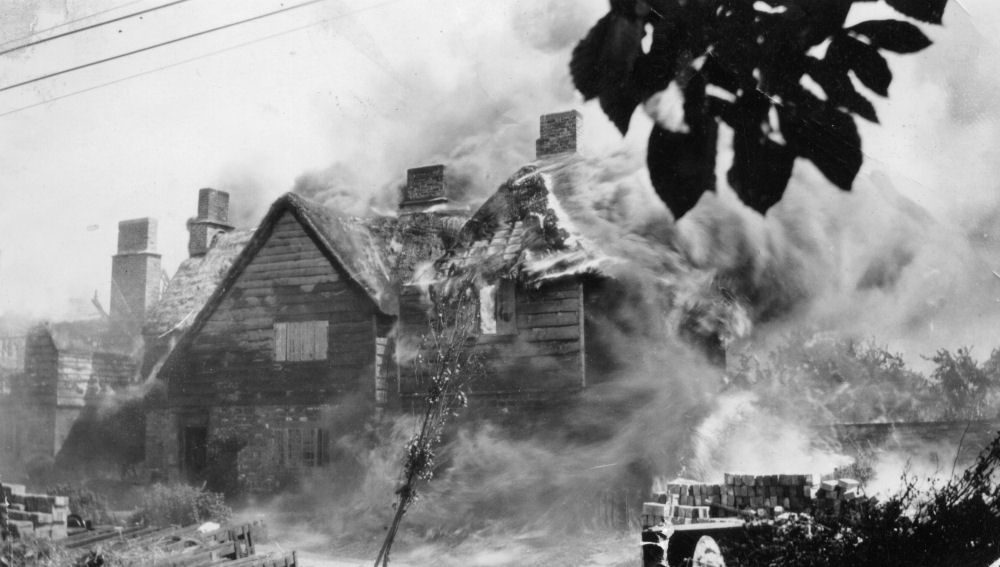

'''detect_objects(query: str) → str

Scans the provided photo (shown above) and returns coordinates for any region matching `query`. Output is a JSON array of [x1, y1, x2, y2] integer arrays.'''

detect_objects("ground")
[[260, 528, 638, 567]]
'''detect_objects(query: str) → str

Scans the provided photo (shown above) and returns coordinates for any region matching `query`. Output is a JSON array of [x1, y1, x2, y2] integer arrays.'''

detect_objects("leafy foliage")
[[729, 335, 1000, 422], [374, 284, 485, 566], [129, 483, 231, 527], [928, 347, 997, 420], [45, 484, 115, 525], [722, 429, 1000, 566], [571, 0, 946, 218]]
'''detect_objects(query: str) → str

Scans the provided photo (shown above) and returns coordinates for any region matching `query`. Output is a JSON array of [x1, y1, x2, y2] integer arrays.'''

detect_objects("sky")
[[1, 0, 999, 365]]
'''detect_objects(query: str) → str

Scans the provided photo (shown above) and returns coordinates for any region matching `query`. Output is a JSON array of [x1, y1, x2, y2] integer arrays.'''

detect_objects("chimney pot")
[[188, 188, 234, 257], [400, 165, 447, 213], [197, 188, 230, 224], [117, 218, 157, 254], [535, 110, 582, 159], [111, 217, 161, 329]]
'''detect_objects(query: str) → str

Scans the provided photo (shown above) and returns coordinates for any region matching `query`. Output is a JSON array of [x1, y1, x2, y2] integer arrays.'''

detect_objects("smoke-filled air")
[[2, 0, 1000, 566]]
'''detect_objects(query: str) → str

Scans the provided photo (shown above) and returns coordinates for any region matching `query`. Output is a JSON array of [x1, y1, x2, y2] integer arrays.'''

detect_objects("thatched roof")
[[437, 156, 637, 284], [144, 229, 254, 337]]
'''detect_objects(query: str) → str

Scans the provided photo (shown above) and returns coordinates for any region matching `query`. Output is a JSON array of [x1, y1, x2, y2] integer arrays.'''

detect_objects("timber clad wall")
[[168, 212, 378, 407], [400, 279, 585, 403]]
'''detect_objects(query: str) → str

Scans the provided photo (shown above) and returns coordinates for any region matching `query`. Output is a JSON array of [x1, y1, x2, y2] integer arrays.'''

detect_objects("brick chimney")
[[399, 165, 448, 214], [187, 188, 234, 257], [536, 110, 582, 159], [110, 218, 161, 328]]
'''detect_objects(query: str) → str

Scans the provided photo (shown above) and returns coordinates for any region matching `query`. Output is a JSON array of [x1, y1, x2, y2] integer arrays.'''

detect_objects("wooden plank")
[[519, 289, 580, 303], [517, 299, 579, 315], [274, 323, 287, 362], [516, 312, 578, 328], [523, 325, 580, 342]]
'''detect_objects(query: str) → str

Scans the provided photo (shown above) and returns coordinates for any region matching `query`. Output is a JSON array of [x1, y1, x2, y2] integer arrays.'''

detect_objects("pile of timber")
[[1, 482, 69, 540], [720, 474, 814, 513], [59, 521, 298, 567], [813, 478, 861, 513], [650, 474, 821, 524]]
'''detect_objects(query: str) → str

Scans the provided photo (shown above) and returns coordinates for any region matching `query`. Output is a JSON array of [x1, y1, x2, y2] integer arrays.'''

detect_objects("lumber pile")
[[60, 521, 298, 567], [721, 474, 814, 512], [813, 478, 861, 513], [1, 482, 69, 540]]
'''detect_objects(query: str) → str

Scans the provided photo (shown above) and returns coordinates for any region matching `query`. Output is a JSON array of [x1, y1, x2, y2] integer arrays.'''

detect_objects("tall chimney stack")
[[110, 218, 161, 329], [399, 165, 448, 214], [536, 110, 582, 159], [188, 188, 234, 257]]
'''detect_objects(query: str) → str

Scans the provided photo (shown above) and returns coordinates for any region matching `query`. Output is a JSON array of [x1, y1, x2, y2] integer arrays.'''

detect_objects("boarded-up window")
[[274, 320, 329, 361], [278, 427, 328, 468], [479, 279, 517, 336]]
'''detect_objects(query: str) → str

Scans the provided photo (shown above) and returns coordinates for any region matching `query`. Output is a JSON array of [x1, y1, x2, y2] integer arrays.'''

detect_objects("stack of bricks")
[[1, 483, 69, 540], [722, 474, 815, 513], [813, 478, 861, 513]]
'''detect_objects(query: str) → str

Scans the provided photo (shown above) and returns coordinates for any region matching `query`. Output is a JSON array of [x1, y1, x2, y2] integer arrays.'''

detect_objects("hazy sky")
[[1, 0, 999, 360]]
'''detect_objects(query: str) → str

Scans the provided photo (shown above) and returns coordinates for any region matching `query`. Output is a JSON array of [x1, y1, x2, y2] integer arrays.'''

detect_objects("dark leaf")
[[780, 96, 862, 190], [569, 12, 647, 133], [806, 57, 879, 122], [725, 93, 795, 214], [828, 35, 892, 96], [884, 0, 948, 24], [728, 135, 796, 215], [647, 122, 718, 219], [569, 13, 612, 99], [841, 91, 879, 123], [849, 19, 933, 53], [633, 19, 682, 97]]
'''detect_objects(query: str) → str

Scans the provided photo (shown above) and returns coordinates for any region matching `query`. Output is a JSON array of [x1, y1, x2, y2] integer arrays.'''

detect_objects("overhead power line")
[[0, 0, 195, 58], [0, 0, 334, 94], [0, 0, 148, 48], [0, 0, 402, 120]]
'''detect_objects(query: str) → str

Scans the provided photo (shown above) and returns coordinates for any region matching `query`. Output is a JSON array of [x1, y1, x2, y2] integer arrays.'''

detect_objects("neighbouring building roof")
[[32, 320, 136, 357], [144, 229, 254, 337]]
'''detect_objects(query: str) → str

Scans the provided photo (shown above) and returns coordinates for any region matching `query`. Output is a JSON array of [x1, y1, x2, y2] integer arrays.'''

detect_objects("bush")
[[130, 484, 232, 527], [46, 484, 114, 524], [721, 431, 1000, 566]]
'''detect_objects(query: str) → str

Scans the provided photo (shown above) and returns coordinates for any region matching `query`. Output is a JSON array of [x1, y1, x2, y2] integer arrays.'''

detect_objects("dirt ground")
[[260, 530, 639, 567]]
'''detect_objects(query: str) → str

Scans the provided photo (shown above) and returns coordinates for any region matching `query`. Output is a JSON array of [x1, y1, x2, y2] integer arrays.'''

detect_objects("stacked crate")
[[813, 478, 861, 513], [722, 474, 814, 513], [2, 483, 69, 540]]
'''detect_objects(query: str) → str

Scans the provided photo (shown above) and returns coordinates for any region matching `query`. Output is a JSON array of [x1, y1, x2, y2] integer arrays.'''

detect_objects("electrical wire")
[[0, 0, 149, 48], [0, 0, 195, 58], [0, 0, 401, 119], [0, 0, 335, 94]]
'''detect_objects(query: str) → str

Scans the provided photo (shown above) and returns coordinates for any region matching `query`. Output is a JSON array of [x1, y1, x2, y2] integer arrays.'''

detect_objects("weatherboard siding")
[[168, 211, 378, 407], [399, 279, 585, 402]]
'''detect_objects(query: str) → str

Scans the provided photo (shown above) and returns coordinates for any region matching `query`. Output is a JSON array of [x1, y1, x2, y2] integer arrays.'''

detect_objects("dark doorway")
[[182, 425, 208, 481]]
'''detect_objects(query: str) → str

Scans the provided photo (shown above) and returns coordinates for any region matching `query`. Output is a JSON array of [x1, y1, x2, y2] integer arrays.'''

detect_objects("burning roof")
[[438, 153, 690, 284], [435, 151, 749, 343]]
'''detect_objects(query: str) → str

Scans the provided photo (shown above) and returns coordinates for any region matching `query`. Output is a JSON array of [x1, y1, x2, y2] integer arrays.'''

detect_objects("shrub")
[[130, 484, 231, 527], [46, 483, 114, 525], [721, 431, 1000, 566]]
